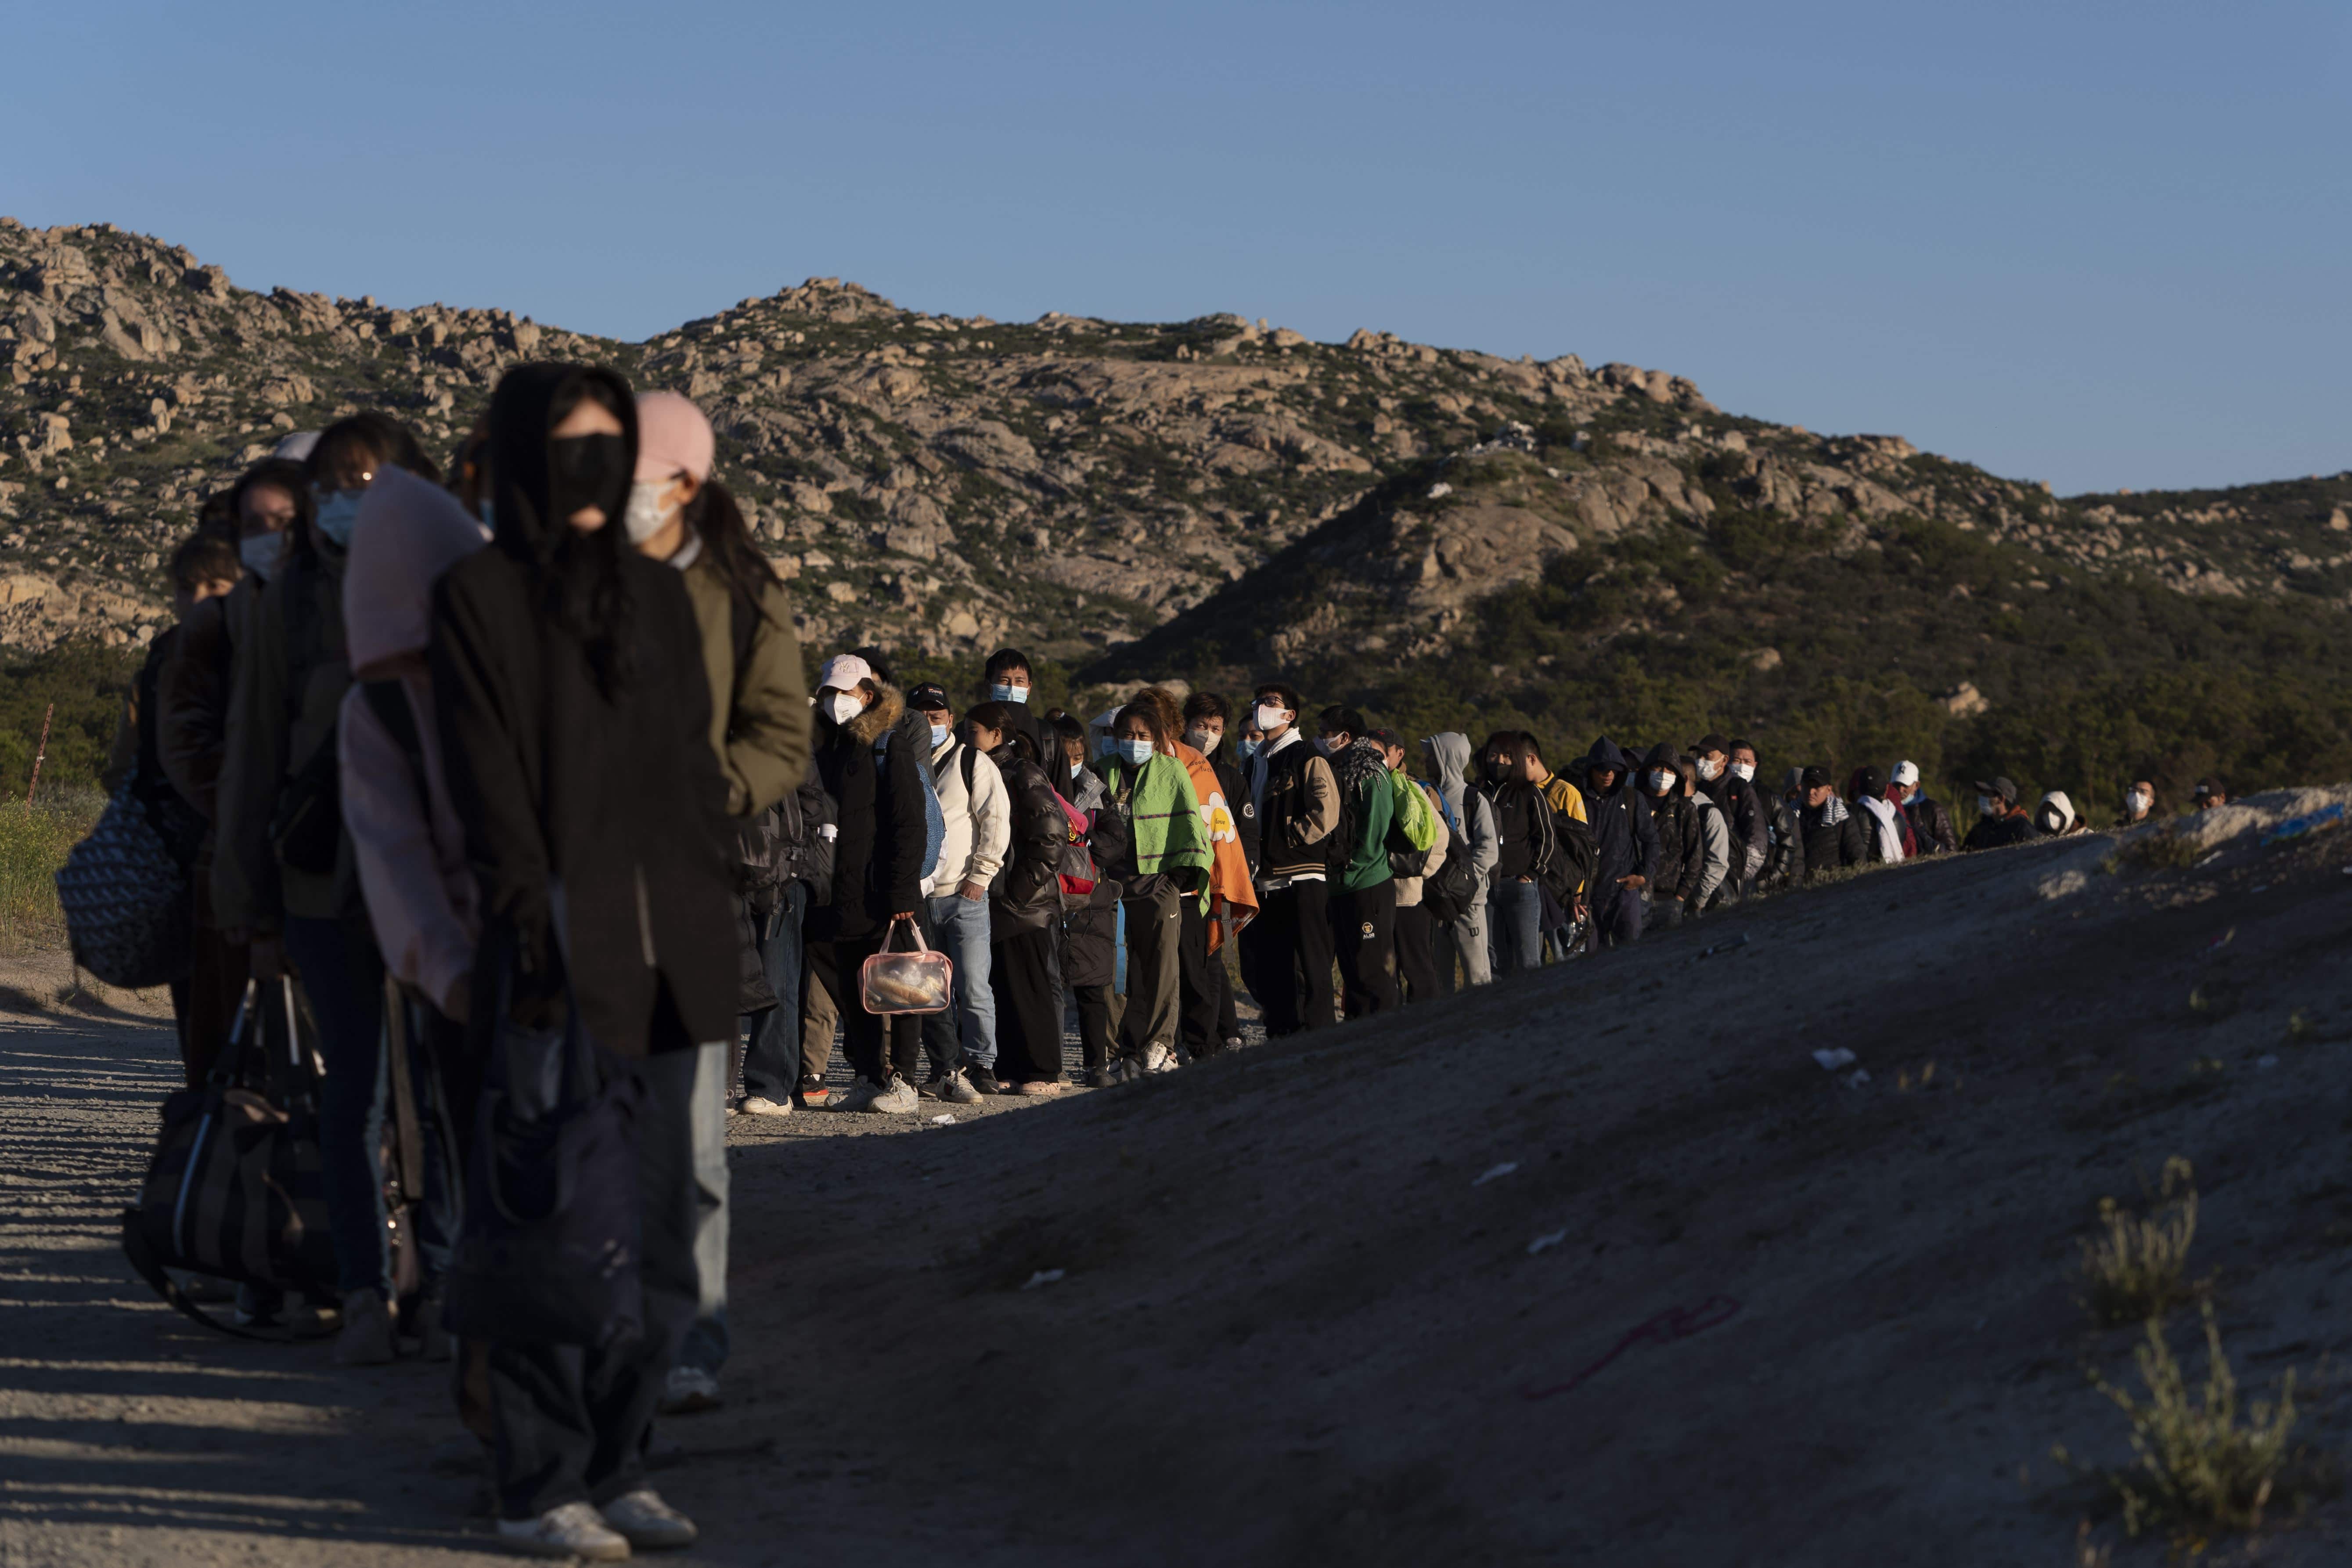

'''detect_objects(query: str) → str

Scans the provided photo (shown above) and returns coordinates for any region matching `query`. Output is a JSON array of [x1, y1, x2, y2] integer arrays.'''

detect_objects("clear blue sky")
[[9, 1, 2345, 495]]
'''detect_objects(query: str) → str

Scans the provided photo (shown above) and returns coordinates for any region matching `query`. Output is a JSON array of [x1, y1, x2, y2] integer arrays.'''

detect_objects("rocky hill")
[[6, 216, 2345, 669]]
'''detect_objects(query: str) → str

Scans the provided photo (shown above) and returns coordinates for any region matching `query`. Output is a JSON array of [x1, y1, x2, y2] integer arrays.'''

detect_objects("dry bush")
[[2107, 828, 2208, 873], [2090, 1301, 2299, 1545], [2078, 1157, 2202, 1327]]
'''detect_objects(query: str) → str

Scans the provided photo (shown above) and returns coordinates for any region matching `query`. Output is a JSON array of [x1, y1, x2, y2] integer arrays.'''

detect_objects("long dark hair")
[[684, 478, 778, 624], [483, 364, 639, 698]]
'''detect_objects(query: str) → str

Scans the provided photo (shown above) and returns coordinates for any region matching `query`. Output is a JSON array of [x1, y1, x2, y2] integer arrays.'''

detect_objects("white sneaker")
[[601, 1488, 697, 1550], [1141, 1043, 1178, 1074], [833, 1077, 882, 1112], [658, 1363, 721, 1415], [736, 1094, 792, 1117], [497, 1500, 630, 1560], [868, 1074, 920, 1114], [333, 1288, 395, 1366], [939, 1070, 983, 1105]]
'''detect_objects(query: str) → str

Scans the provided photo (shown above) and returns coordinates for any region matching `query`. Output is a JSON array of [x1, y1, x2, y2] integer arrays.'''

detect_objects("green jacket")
[[1099, 750, 1211, 894], [677, 548, 810, 817], [1335, 758, 1396, 893]]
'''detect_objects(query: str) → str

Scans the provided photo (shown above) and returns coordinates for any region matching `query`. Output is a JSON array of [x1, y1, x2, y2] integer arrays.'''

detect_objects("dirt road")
[[6, 790, 2352, 1564]]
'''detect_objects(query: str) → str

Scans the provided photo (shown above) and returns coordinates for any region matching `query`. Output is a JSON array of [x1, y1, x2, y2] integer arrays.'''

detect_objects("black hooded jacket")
[[430, 363, 737, 1056], [806, 685, 926, 944], [1639, 743, 1702, 899], [1702, 768, 1770, 878], [1583, 737, 1659, 892]]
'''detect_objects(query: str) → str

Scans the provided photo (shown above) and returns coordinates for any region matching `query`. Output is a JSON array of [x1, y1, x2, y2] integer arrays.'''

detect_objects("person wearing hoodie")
[[908, 682, 1010, 1099], [2034, 790, 2088, 836], [963, 702, 1070, 1093], [1762, 766, 1806, 890], [1851, 765, 1909, 864], [1241, 683, 1340, 1035], [1690, 733, 1767, 903], [1052, 713, 1121, 1085], [335, 466, 483, 1367], [800, 653, 929, 1114], [1678, 755, 1732, 919], [213, 413, 439, 1366], [1579, 737, 1657, 949], [1890, 761, 1959, 855], [1477, 732, 1554, 976], [624, 391, 810, 1417], [1963, 775, 2038, 850], [1315, 707, 1398, 1017], [1374, 730, 1450, 1002], [1795, 765, 1868, 877], [1638, 743, 1702, 926], [1421, 732, 1498, 991], [1098, 701, 1213, 1074], [428, 363, 733, 1559]]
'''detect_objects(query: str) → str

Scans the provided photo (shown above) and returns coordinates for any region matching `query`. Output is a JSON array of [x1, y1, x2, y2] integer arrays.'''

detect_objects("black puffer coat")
[[988, 742, 1067, 935], [805, 684, 926, 944]]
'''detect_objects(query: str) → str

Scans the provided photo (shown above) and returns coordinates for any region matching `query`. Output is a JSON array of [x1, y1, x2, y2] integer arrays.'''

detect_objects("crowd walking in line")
[[78, 362, 2216, 1559]]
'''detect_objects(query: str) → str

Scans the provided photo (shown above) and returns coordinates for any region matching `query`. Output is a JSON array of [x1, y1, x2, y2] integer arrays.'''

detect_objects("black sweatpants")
[[1392, 900, 1439, 1004], [1330, 880, 1400, 1018], [803, 935, 921, 1085], [990, 925, 1063, 1085], [1247, 880, 1335, 1036], [1073, 984, 1113, 1071], [1176, 894, 1223, 1058], [486, 1047, 698, 1521]]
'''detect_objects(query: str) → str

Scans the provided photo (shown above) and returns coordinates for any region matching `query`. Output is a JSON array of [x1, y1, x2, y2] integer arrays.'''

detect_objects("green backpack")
[[1386, 769, 1437, 854]]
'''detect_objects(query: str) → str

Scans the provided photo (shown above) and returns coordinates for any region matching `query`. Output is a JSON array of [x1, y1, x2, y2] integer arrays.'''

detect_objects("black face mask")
[[547, 433, 630, 528]]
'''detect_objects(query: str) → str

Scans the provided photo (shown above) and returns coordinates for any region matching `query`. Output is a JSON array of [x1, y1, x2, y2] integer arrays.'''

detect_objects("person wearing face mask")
[[210, 415, 439, 1361], [1476, 732, 1552, 976], [2033, 790, 2088, 837], [1312, 706, 1399, 1016], [795, 655, 929, 1114], [1851, 765, 1909, 863], [429, 363, 733, 1559], [1781, 764, 1864, 880], [2115, 779, 2159, 829], [1173, 688, 1256, 1059], [906, 682, 1009, 1100], [962, 703, 1074, 1092], [1638, 743, 1702, 926], [1419, 732, 1498, 991], [976, 646, 1054, 764], [1097, 702, 1212, 1075], [1889, 761, 1959, 856], [1373, 729, 1450, 1003], [1239, 683, 1340, 1036], [1050, 713, 1120, 1084], [1678, 753, 1732, 920], [1962, 775, 2036, 851], [1690, 732, 1768, 904], [1576, 737, 1657, 949], [620, 392, 810, 1415]]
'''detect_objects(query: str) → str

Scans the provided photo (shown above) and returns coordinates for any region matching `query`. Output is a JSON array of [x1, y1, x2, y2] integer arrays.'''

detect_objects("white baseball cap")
[[1891, 761, 1920, 787]]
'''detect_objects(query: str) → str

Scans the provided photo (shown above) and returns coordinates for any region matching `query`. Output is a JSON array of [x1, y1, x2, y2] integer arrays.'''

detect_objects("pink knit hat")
[[634, 391, 714, 483]]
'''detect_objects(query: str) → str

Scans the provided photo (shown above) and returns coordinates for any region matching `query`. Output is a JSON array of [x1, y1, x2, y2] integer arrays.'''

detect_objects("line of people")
[[98, 356, 2223, 1561]]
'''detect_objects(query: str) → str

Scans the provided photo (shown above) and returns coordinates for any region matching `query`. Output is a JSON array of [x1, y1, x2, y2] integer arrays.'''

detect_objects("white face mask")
[[2126, 789, 2150, 815], [624, 479, 677, 545], [1647, 770, 1674, 793], [239, 531, 284, 579], [827, 692, 863, 726], [1183, 728, 1214, 753], [1117, 738, 1155, 767], [1255, 704, 1288, 734], [1730, 761, 1755, 782], [1977, 794, 2000, 817], [1697, 756, 1723, 781]]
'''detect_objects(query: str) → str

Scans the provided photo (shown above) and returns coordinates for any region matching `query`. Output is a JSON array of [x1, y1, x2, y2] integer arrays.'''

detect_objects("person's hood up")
[[1425, 732, 1473, 789], [343, 466, 488, 672], [484, 362, 639, 566], [1587, 735, 1634, 793], [1640, 740, 1683, 782], [1780, 766, 1805, 799], [2037, 790, 2078, 833]]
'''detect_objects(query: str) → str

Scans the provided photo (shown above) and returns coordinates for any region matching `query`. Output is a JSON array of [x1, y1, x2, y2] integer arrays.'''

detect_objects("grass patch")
[[2108, 828, 2208, 874], [2080, 1302, 2304, 1547], [2078, 1157, 2202, 1327], [0, 789, 103, 952]]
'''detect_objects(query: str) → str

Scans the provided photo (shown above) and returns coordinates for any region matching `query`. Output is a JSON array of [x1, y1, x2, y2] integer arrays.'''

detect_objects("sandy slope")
[[6, 791, 2352, 1564]]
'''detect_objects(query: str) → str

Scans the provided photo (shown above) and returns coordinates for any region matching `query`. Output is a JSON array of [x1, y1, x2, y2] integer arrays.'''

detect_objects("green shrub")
[[2078, 1157, 2202, 1326], [0, 788, 102, 951]]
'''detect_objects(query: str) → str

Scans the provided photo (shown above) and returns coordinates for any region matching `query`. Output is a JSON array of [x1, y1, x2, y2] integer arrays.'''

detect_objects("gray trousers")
[[674, 1040, 731, 1376], [1437, 902, 1493, 992]]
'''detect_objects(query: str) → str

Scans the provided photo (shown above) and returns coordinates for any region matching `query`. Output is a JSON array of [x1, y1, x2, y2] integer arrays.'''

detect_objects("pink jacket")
[[336, 468, 486, 1009]]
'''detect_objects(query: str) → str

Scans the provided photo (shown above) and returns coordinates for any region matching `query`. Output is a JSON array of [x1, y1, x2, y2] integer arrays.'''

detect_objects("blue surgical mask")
[[990, 681, 1030, 704], [929, 724, 949, 750], [313, 489, 364, 548], [1117, 738, 1154, 767], [1237, 737, 1261, 761]]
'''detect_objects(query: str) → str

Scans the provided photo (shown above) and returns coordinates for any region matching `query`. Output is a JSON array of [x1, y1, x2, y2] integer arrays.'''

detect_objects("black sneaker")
[[796, 1074, 832, 1108], [1084, 1067, 1116, 1089], [964, 1062, 1004, 1096]]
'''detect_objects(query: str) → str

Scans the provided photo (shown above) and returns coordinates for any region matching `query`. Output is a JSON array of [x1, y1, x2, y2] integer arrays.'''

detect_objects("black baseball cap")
[[1366, 727, 1406, 753], [1692, 732, 1731, 756], [1799, 765, 1830, 789], [908, 683, 952, 713]]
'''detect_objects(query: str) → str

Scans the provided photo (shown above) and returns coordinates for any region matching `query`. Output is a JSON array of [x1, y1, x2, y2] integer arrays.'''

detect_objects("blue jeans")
[[1489, 878, 1545, 978], [927, 892, 997, 1070], [281, 912, 390, 1298], [738, 883, 808, 1100]]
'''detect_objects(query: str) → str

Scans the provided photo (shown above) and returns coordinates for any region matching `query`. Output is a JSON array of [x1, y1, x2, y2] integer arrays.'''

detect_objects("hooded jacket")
[[1639, 743, 1702, 899], [1058, 763, 1117, 990], [1422, 733, 1498, 910], [1326, 736, 1397, 894], [2035, 790, 2086, 836], [807, 684, 928, 942], [1582, 736, 1658, 892], [338, 467, 486, 1011], [986, 741, 1066, 934], [1799, 792, 1867, 877], [1687, 790, 1731, 909], [429, 363, 736, 1055], [674, 543, 809, 818], [1700, 764, 1769, 881]]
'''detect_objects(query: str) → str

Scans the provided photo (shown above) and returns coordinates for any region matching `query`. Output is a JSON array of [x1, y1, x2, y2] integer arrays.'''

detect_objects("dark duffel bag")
[[56, 782, 195, 990], [119, 980, 340, 1336], [442, 967, 646, 1351]]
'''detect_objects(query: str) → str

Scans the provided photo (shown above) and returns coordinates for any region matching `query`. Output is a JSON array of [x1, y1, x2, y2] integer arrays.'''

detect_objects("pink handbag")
[[859, 915, 954, 1015]]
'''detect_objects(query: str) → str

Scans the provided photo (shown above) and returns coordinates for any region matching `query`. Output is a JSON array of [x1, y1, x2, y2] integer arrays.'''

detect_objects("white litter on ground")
[[1527, 1229, 1567, 1256], [931, 1114, 957, 1126], [1812, 1049, 1857, 1072], [1019, 1269, 1065, 1290], [1848, 1069, 1872, 1088], [1473, 1162, 1520, 1187]]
